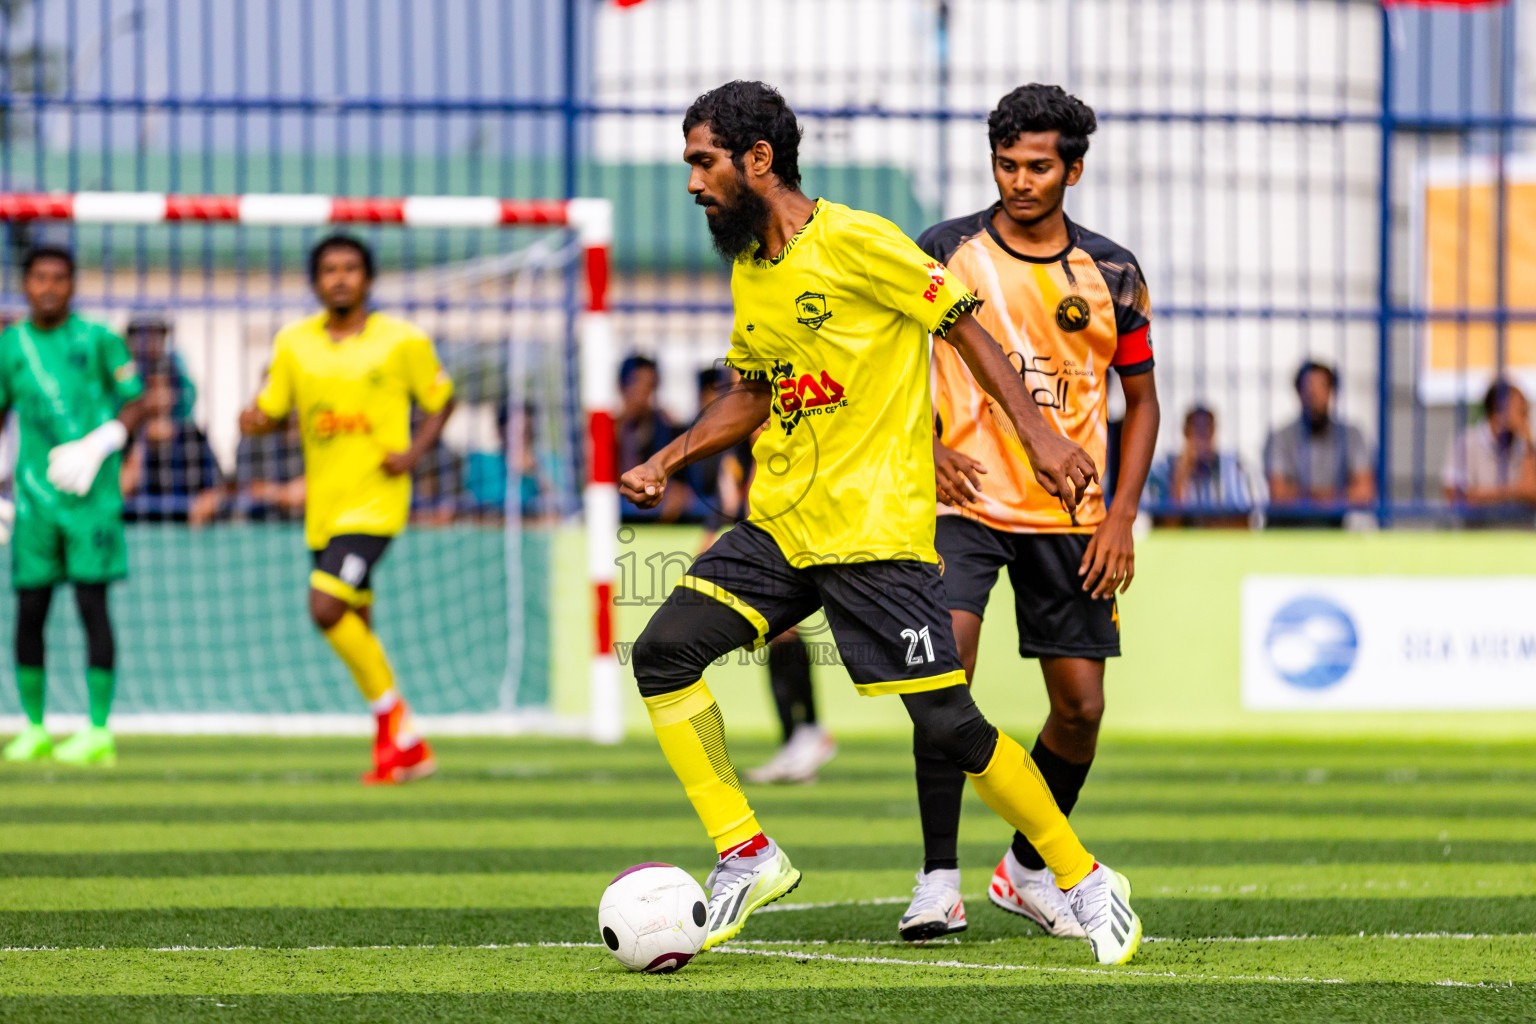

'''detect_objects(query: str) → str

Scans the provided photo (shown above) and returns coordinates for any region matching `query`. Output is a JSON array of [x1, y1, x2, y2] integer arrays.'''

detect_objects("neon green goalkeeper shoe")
[[2, 725, 52, 762], [52, 726, 116, 767]]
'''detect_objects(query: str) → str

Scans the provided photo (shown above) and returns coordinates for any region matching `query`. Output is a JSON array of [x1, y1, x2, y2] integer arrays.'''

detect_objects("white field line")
[[709, 944, 1348, 984], [758, 896, 912, 913], [2, 931, 1530, 954], [0, 939, 1521, 987]]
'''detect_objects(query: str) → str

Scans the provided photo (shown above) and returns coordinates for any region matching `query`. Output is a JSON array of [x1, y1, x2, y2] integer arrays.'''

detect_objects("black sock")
[[914, 726, 967, 873], [1011, 735, 1093, 871], [767, 634, 814, 744]]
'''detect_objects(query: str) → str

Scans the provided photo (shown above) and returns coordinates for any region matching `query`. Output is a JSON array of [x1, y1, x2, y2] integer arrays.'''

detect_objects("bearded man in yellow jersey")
[[619, 80, 1142, 965], [240, 236, 456, 785], [897, 84, 1162, 944]]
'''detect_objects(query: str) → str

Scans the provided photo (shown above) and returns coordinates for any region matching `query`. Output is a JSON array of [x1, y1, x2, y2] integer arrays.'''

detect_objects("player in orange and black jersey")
[[895, 84, 1161, 943]]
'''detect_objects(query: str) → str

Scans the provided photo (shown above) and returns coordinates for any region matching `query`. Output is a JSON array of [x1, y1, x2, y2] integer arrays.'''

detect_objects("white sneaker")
[[898, 868, 967, 943], [987, 848, 1086, 938], [1065, 863, 1142, 965], [746, 724, 837, 784], [700, 836, 802, 950]]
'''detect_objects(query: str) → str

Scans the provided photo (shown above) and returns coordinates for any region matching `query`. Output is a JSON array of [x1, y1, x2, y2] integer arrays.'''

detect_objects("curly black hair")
[[22, 244, 75, 277], [682, 80, 803, 189], [988, 83, 1097, 165], [308, 233, 376, 284]]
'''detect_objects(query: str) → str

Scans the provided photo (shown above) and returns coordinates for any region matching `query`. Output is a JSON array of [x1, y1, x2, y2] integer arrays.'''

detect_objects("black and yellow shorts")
[[668, 521, 966, 696], [309, 533, 392, 608]]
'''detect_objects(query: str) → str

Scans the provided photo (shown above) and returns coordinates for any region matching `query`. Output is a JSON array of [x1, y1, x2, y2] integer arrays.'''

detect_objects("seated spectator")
[[616, 353, 685, 523], [120, 370, 223, 526], [1264, 360, 1375, 526], [465, 403, 559, 520], [1442, 379, 1536, 525], [229, 417, 305, 521], [126, 315, 197, 420], [1145, 406, 1256, 527]]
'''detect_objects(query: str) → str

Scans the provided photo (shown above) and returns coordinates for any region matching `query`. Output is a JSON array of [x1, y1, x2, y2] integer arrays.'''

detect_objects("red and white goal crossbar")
[[0, 192, 624, 744]]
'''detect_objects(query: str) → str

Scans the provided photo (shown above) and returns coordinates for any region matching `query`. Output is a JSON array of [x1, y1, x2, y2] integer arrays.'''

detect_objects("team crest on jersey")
[[770, 359, 848, 435], [1055, 295, 1091, 333], [794, 291, 832, 330]]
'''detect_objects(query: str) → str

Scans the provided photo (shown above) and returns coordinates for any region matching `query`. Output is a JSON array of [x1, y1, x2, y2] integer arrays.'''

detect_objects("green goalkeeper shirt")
[[0, 314, 143, 514]]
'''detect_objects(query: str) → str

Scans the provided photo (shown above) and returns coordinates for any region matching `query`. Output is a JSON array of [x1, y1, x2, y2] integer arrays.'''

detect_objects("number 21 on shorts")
[[901, 625, 934, 667]]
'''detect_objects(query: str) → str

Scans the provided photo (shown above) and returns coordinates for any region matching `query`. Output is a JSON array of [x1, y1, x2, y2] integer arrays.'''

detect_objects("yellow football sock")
[[967, 732, 1095, 889], [322, 611, 395, 703], [643, 679, 761, 853]]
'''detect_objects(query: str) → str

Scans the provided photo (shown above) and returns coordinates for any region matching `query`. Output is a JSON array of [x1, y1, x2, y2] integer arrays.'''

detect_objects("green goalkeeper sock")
[[87, 667, 115, 729], [16, 665, 44, 727]]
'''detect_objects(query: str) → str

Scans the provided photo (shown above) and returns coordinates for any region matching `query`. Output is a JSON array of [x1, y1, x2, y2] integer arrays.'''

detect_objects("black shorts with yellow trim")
[[310, 533, 392, 608], [679, 521, 966, 696], [935, 515, 1120, 660]]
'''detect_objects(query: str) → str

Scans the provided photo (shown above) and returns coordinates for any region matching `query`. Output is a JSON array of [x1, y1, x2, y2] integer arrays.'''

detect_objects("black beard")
[[703, 185, 770, 261]]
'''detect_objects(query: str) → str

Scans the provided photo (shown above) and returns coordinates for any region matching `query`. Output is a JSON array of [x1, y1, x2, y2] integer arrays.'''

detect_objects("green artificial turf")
[[0, 735, 1533, 1023]]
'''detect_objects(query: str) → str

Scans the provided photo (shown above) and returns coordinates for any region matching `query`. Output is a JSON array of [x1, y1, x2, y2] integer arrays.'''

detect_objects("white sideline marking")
[[1142, 931, 1517, 944], [758, 896, 912, 913], [710, 945, 1348, 984], [4, 932, 1531, 954], [3, 932, 1528, 955], [2, 940, 1520, 987]]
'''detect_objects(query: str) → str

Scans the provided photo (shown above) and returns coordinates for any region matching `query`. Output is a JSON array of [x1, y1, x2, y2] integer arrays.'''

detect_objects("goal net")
[[0, 193, 620, 741]]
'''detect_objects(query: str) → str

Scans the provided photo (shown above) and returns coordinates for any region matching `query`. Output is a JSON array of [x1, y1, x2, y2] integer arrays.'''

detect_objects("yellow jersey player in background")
[[239, 235, 456, 785], [898, 84, 1161, 943], [620, 80, 1141, 965]]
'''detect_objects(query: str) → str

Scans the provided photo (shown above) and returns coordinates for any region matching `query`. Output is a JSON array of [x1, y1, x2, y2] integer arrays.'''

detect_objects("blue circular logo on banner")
[[1265, 596, 1358, 690]]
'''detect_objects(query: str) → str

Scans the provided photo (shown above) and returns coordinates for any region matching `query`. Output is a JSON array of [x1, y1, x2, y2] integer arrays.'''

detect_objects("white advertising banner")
[[1242, 576, 1536, 711]]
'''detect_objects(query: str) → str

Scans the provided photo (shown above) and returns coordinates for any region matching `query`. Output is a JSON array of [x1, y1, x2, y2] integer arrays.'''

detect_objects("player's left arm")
[[382, 398, 457, 476], [1080, 370, 1160, 599], [47, 327, 149, 497], [383, 333, 458, 477]]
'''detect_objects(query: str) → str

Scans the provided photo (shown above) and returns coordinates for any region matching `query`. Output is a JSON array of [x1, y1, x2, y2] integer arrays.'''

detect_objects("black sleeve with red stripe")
[[1077, 227, 1155, 377]]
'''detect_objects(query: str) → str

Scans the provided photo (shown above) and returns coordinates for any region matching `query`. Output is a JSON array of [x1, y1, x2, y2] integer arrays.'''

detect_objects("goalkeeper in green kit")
[[0, 247, 147, 766]]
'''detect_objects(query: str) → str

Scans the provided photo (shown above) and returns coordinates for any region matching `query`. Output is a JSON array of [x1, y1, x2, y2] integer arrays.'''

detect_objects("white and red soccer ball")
[[598, 863, 708, 973]]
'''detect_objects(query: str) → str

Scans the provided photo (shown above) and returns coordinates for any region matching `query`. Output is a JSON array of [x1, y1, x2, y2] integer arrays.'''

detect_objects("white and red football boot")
[[361, 696, 436, 785], [898, 868, 968, 943], [988, 848, 1086, 938]]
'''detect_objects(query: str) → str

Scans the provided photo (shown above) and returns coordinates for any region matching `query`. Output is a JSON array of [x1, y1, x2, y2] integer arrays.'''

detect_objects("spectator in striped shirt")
[[1145, 406, 1256, 527]]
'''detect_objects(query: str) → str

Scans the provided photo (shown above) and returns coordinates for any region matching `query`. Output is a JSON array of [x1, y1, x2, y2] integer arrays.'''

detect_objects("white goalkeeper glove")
[[0, 497, 13, 545], [47, 419, 129, 497]]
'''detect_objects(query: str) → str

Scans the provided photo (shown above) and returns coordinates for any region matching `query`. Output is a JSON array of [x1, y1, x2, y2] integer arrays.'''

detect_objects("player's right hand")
[[1026, 430, 1098, 509], [0, 496, 14, 545], [620, 459, 669, 509], [934, 439, 987, 506]]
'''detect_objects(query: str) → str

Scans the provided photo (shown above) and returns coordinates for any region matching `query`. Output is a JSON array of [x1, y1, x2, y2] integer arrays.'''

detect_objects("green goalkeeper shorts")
[[11, 500, 128, 589]]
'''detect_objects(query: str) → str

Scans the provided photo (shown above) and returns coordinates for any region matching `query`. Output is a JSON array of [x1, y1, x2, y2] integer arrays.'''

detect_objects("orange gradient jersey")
[[919, 208, 1154, 533]]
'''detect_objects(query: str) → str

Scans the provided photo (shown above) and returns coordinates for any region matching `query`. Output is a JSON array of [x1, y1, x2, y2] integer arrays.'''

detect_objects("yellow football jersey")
[[256, 311, 454, 549], [725, 199, 978, 564]]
